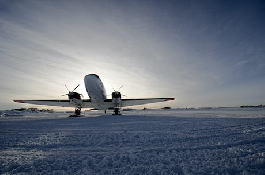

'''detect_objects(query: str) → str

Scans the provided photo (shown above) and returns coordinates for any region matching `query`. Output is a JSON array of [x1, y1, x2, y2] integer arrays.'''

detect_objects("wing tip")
[[164, 98, 175, 101], [13, 100, 25, 103]]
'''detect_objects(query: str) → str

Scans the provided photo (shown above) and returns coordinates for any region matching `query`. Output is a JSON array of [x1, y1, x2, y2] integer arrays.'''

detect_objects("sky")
[[0, 0, 264, 110]]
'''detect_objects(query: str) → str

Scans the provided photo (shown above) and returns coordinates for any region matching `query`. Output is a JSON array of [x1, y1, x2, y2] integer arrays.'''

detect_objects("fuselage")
[[84, 74, 107, 104]]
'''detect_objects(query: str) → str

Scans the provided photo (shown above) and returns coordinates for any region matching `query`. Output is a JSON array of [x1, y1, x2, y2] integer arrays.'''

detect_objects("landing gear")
[[75, 108, 81, 115], [112, 91, 122, 115], [112, 107, 121, 115], [69, 107, 82, 117]]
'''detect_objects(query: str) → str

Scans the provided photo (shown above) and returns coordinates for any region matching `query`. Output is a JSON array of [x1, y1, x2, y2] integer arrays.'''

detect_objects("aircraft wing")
[[14, 99, 111, 109], [13, 98, 174, 109], [13, 100, 99, 108], [121, 98, 175, 107], [13, 100, 77, 107]]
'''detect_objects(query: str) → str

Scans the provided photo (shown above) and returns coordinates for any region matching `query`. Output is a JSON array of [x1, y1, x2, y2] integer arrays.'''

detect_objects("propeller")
[[117, 85, 127, 97], [62, 84, 83, 107], [112, 85, 123, 92], [72, 84, 80, 92], [65, 85, 70, 92], [63, 84, 81, 98], [118, 85, 123, 92], [111, 85, 126, 99]]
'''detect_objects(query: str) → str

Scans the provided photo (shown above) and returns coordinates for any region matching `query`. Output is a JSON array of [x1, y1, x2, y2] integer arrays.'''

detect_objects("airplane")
[[14, 74, 175, 116]]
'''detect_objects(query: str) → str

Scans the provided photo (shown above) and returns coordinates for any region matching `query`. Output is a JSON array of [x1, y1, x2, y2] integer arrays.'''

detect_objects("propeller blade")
[[65, 85, 70, 92], [118, 85, 123, 91], [72, 84, 80, 92]]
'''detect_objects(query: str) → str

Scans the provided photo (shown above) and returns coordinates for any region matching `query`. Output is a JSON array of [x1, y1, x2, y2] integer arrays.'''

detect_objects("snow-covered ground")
[[0, 108, 264, 174]]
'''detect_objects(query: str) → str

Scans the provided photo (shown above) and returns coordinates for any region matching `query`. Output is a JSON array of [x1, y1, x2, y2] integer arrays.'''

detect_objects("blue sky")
[[0, 0, 264, 110]]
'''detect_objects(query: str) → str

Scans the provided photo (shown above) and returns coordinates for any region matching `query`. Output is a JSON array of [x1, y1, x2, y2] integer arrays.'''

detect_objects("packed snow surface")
[[0, 108, 265, 174]]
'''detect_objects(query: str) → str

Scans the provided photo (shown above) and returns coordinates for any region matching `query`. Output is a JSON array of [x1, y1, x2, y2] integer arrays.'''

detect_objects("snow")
[[0, 108, 264, 174]]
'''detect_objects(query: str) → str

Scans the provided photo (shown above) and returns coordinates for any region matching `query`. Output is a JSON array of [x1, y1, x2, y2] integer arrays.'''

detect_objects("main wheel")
[[75, 109, 81, 115], [113, 108, 121, 115]]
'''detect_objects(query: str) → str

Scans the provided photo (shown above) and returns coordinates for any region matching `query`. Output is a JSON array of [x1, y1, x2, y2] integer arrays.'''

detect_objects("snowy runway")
[[1, 108, 265, 174]]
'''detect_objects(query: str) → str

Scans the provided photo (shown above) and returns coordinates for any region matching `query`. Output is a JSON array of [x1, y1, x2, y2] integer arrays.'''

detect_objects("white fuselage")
[[84, 74, 107, 104]]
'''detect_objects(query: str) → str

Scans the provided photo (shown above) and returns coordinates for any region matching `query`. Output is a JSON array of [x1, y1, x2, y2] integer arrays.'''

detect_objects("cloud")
[[0, 0, 264, 109]]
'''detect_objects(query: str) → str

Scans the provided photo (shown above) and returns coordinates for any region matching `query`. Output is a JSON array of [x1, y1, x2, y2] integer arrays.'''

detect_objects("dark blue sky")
[[0, 0, 264, 109]]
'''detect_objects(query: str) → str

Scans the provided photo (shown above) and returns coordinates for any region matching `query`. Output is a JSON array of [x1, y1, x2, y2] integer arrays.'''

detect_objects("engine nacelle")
[[68, 92, 82, 100], [112, 91, 122, 107]]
